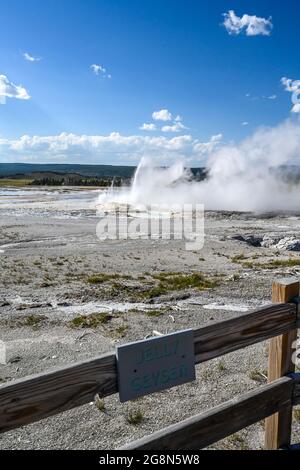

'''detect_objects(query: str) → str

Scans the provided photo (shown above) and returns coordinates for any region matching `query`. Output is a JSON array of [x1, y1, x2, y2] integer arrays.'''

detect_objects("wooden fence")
[[0, 278, 299, 450]]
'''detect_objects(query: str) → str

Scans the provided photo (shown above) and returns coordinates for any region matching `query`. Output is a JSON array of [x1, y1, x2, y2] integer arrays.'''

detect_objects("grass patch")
[[156, 272, 219, 290], [25, 315, 45, 327], [142, 286, 168, 299], [294, 409, 300, 422], [126, 409, 144, 425], [231, 253, 247, 263], [94, 394, 105, 412], [249, 369, 267, 383], [244, 258, 300, 270], [152, 272, 183, 280], [0, 178, 33, 187], [217, 360, 226, 372], [143, 272, 219, 299], [69, 312, 112, 328], [145, 309, 166, 317], [114, 325, 128, 338], [87, 273, 132, 284], [259, 259, 300, 269]]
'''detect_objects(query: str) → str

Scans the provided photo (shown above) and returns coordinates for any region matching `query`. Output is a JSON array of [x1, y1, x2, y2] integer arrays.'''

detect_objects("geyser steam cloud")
[[97, 119, 300, 212]]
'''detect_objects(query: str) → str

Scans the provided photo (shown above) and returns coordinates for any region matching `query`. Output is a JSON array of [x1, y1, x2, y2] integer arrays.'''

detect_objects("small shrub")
[[217, 360, 226, 372], [115, 325, 128, 338], [87, 273, 133, 284], [145, 309, 165, 317], [126, 409, 144, 425], [95, 394, 105, 412], [69, 312, 111, 328], [231, 253, 246, 263], [87, 274, 120, 284], [243, 258, 300, 270], [143, 272, 219, 299], [249, 369, 267, 383], [25, 315, 44, 327], [294, 409, 300, 422]]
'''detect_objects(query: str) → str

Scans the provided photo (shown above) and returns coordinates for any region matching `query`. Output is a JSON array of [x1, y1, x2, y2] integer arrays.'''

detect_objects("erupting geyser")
[[97, 119, 300, 213]]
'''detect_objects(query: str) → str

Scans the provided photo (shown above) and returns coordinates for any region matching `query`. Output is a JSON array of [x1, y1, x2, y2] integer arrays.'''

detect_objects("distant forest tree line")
[[28, 175, 129, 187]]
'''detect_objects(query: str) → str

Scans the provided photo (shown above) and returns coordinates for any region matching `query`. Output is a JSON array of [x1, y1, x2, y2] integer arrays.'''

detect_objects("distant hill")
[[0, 163, 207, 180], [0, 163, 136, 178], [1, 163, 299, 182]]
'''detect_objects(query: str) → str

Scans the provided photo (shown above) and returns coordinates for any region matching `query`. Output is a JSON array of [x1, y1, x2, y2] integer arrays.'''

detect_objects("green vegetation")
[[69, 312, 111, 328], [84, 270, 220, 302], [87, 273, 132, 284], [231, 253, 247, 263], [25, 315, 45, 327], [143, 272, 219, 299], [217, 360, 226, 372], [94, 394, 106, 412], [249, 369, 267, 383], [294, 409, 300, 422], [145, 309, 166, 317], [126, 408, 144, 425], [142, 286, 168, 299], [29, 176, 125, 187], [258, 259, 300, 269], [244, 258, 300, 270], [114, 325, 128, 338], [0, 178, 33, 187]]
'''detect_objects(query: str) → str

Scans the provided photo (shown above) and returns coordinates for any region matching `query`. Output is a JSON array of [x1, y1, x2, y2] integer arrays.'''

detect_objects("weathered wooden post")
[[265, 278, 300, 450]]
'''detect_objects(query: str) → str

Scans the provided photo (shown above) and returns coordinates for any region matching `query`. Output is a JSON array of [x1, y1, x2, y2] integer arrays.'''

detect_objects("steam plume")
[[97, 119, 300, 212]]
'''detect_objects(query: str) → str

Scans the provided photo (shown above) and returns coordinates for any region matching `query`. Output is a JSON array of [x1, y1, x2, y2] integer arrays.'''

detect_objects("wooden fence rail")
[[0, 278, 299, 450], [120, 375, 299, 450]]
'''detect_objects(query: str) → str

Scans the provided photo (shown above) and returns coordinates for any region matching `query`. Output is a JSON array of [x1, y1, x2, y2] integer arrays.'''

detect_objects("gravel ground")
[[0, 209, 300, 450]]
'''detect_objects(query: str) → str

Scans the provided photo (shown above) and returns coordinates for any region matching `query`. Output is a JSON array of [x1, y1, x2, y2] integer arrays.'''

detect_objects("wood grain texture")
[[265, 279, 300, 450], [0, 352, 117, 433], [0, 303, 296, 434], [194, 303, 297, 363], [120, 377, 294, 450]]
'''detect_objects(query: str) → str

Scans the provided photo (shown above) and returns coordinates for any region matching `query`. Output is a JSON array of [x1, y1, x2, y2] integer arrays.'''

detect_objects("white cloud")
[[246, 92, 277, 101], [91, 64, 111, 78], [223, 10, 273, 36], [140, 123, 157, 131], [0, 75, 30, 103], [152, 109, 173, 121], [292, 104, 300, 113], [161, 121, 187, 133], [0, 131, 222, 164], [23, 52, 41, 62], [91, 64, 104, 75], [281, 77, 300, 92], [193, 134, 222, 156], [281, 77, 300, 113], [242, 122, 249, 126]]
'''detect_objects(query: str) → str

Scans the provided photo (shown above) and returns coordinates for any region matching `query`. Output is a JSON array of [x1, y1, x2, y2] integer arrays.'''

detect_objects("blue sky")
[[0, 0, 299, 165]]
